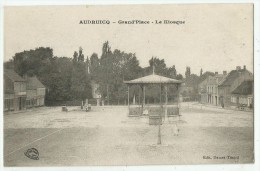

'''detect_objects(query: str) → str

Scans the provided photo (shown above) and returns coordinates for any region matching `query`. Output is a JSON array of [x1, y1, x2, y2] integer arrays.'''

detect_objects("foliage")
[[9, 47, 92, 104], [5, 41, 202, 105], [185, 66, 191, 78], [97, 42, 142, 104]]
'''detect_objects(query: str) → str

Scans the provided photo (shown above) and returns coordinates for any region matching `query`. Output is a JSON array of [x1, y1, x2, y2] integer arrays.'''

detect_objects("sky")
[[4, 4, 253, 75]]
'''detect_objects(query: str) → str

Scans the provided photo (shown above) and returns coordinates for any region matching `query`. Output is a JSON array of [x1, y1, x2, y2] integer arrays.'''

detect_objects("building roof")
[[207, 76, 216, 85], [4, 69, 25, 82], [219, 69, 252, 86], [26, 76, 45, 90], [124, 73, 183, 84], [207, 74, 225, 85], [231, 80, 253, 95], [199, 71, 215, 83], [200, 89, 207, 93]]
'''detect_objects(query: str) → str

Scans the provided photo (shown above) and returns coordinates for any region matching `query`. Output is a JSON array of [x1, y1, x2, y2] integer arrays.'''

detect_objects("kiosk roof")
[[124, 74, 183, 84]]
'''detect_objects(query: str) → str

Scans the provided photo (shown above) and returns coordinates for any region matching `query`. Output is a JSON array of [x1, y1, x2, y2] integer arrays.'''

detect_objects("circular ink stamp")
[[24, 148, 39, 160]]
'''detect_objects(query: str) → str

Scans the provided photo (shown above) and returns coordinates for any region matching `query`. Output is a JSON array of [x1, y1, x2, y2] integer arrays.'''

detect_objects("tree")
[[78, 47, 84, 62], [97, 42, 143, 104], [97, 41, 114, 104], [9, 41, 200, 105], [71, 62, 92, 101], [90, 53, 99, 68], [101, 41, 111, 59], [148, 57, 168, 76], [52, 57, 73, 101], [13, 47, 53, 78], [185, 66, 191, 78], [70, 47, 92, 101], [200, 68, 203, 76], [73, 51, 78, 62], [184, 73, 200, 101], [176, 74, 183, 80], [86, 56, 90, 75], [44, 57, 73, 104], [89, 53, 100, 79], [168, 65, 177, 78]]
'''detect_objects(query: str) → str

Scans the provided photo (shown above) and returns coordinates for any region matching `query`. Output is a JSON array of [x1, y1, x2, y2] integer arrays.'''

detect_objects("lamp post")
[[157, 84, 163, 145]]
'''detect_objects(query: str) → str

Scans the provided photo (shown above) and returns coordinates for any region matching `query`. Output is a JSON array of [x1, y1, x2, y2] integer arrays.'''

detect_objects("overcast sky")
[[4, 4, 253, 75]]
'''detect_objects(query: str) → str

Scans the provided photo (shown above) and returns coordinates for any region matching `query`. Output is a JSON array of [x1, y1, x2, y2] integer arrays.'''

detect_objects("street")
[[4, 103, 254, 166]]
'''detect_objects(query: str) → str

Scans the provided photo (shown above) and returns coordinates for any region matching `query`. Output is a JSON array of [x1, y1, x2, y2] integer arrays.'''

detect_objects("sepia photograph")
[[2, 3, 256, 167]]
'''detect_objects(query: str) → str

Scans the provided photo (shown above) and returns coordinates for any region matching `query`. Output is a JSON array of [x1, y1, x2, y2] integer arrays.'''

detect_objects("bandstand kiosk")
[[124, 70, 183, 144]]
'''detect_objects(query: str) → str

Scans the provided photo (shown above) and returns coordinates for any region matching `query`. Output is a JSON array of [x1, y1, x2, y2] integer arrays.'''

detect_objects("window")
[[4, 99, 8, 110], [5, 99, 14, 110], [239, 97, 247, 104], [231, 96, 237, 103]]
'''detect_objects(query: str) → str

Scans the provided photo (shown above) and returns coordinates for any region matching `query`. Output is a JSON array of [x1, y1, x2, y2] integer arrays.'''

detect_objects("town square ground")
[[4, 102, 254, 166]]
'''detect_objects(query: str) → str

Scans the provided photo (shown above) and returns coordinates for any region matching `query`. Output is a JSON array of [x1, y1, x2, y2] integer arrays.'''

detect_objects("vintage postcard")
[[3, 3, 255, 167]]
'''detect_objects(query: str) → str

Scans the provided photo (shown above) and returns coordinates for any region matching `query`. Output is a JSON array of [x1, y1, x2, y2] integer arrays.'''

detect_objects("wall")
[[14, 82, 26, 94], [4, 77, 14, 93]]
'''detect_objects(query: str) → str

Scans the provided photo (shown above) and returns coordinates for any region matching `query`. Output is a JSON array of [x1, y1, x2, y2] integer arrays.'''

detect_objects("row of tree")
[[4, 41, 204, 105]]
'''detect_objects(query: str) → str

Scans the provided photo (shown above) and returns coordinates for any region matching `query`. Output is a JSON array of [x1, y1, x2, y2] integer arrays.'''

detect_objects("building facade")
[[198, 77, 210, 104], [4, 69, 27, 111], [230, 80, 253, 109], [26, 76, 46, 108], [206, 73, 225, 106], [198, 72, 215, 104], [218, 66, 253, 107], [4, 70, 46, 111]]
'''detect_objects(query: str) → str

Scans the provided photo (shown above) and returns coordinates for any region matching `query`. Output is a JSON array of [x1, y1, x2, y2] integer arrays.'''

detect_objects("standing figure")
[[173, 123, 179, 136]]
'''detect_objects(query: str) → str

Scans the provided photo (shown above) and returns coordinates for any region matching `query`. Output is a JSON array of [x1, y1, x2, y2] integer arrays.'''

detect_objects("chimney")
[[243, 65, 246, 70], [223, 71, 227, 75], [215, 72, 218, 75], [236, 66, 241, 70]]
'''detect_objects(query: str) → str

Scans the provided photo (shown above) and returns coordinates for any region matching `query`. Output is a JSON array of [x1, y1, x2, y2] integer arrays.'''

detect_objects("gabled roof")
[[26, 76, 45, 90], [199, 71, 215, 83], [124, 74, 182, 84], [207, 76, 216, 85], [4, 69, 25, 82], [207, 74, 225, 85], [231, 80, 253, 95], [219, 69, 252, 86]]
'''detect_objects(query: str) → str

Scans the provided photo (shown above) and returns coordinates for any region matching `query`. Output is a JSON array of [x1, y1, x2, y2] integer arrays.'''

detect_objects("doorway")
[[19, 97, 22, 110]]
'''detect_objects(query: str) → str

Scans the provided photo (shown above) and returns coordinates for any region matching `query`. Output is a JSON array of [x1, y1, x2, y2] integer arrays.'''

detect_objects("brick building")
[[198, 72, 215, 104]]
